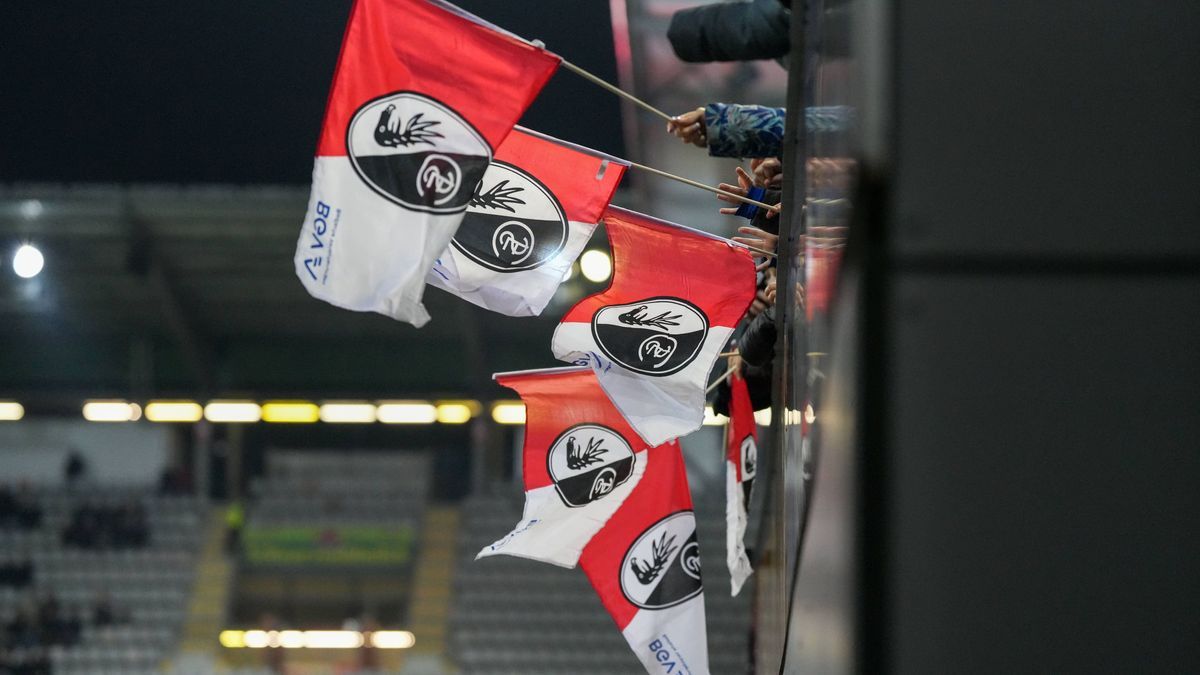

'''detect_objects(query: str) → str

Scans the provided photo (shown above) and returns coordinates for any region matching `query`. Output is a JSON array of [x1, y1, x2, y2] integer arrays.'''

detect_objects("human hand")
[[717, 166, 755, 215], [732, 225, 779, 260], [749, 157, 783, 187], [666, 108, 707, 147]]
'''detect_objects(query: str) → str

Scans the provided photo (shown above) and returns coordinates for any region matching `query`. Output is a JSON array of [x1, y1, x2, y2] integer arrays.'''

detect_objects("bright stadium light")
[[490, 401, 526, 425], [242, 630, 270, 648], [261, 401, 319, 423], [0, 402, 24, 421], [144, 401, 203, 423], [702, 406, 728, 426], [303, 631, 364, 649], [204, 401, 262, 423], [579, 249, 611, 283], [82, 400, 141, 422], [319, 402, 377, 423], [219, 630, 246, 648], [436, 400, 481, 424], [376, 401, 436, 424], [278, 630, 305, 649], [754, 408, 772, 426], [12, 244, 44, 279], [220, 629, 404, 650], [370, 631, 416, 649]]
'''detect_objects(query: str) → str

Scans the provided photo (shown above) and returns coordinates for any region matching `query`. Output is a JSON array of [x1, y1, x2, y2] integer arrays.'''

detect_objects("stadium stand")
[[0, 485, 202, 675], [249, 451, 431, 526], [450, 487, 752, 675]]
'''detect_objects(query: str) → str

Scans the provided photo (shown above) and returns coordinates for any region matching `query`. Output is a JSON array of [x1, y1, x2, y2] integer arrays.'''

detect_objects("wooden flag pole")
[[706, 364, 738, 395], [560, 59, 674, 122], [626, 160, 782, 214]]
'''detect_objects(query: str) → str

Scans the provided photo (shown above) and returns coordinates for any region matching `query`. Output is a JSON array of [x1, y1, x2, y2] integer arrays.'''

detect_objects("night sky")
[[0, 0, 624, 184]]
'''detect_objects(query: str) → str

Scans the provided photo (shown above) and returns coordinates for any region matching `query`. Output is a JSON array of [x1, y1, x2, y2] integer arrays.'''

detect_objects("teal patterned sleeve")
[[704, 102, 786, 158], [703, 104, 857, 158]]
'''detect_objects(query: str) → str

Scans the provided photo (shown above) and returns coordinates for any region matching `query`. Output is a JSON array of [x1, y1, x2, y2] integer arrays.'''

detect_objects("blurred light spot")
[[261, 401, 319, 423], [19, 200, 43, 219], [144, 401, 203, 423], [753, 408, 772, 426], [0, 402, 24, 421], [491, 401, 526, 425], [12, 244, 44, 279], [82, 400, 141, 422], [303, 630, 364, 649], [436, 400, 480, 424], [376, 401, 436, 424], [370, 630, 416, 649], [319, 402, 377, 424], [204, 401, 261, 423], [579, 249, 611, 283]]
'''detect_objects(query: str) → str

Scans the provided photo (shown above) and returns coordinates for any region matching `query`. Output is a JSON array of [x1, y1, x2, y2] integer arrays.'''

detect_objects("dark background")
[[0, 0, 624, 184]]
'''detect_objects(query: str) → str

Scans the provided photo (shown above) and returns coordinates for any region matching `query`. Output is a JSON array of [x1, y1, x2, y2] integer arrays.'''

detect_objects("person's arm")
[[704, 102, 786, 158]]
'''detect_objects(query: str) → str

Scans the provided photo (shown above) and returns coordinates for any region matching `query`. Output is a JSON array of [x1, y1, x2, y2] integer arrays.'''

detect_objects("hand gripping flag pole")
[[514, 125, 781, 215], [294, 0, 560, 327], [552, 206, 758, 446]]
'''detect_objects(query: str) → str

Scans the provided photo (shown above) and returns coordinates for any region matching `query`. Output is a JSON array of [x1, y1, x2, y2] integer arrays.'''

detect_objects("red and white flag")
[[580, 439, 710, 675], [428, 127, 627, 316], [478, 367, 651, 567], [725, 370, 757, 595], [294, 0, 559, 327], [552, 206, 757, 445]]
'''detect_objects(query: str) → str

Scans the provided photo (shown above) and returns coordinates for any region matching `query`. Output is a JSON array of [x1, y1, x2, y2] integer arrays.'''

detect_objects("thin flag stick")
[[627, 161, 782, 214], [706, 364, 738, 395], [560, 59, 674, 122], [513, 125, 784, 217]]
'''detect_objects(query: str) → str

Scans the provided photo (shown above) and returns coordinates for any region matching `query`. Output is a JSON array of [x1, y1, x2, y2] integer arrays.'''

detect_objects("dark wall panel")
[[886, 275, 1200, 672], [893, 1, 1200, 259]]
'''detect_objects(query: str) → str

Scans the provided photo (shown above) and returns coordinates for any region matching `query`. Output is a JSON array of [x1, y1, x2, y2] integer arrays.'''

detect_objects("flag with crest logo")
[[579, 438, 710, 675], [428, 128, 627, 316], [294, 0, 560, 327], [551, 206, 757, 445], [478, 366, 653, 567], [725, 369, 757, 595]]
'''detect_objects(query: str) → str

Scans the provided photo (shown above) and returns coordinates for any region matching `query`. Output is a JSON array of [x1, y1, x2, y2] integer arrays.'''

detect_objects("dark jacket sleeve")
[[668, 0, 790, 63], [740, 306, 777, 368]]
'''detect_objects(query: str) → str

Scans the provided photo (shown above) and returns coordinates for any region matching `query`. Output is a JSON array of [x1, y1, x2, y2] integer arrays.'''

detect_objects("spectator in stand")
[[0, 559, 33, 588], [0, 484, 42, 531], [63, 449, 88, 489], [92, 591, 127, 627], [158, 462, 194, 496], [62, 501, 149, 550]]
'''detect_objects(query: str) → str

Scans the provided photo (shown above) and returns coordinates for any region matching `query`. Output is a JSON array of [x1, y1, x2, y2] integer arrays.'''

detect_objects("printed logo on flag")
[[591, 298, 710, 377], [620, 511, 703, 609], [741, 435, 757, 480], [547, 424, 636, 507], [346, 92, 491, 214], [449, 161, 568, 273]]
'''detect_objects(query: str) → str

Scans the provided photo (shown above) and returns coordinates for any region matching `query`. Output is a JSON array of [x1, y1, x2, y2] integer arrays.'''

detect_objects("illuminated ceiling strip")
[[144, 401, 203, 423], [0, 402, 24, 421], [219, 630, 414, 649]]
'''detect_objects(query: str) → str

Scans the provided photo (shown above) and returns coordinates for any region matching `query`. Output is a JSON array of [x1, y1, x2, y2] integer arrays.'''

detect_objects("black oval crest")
[[620, 511, 703, 610], [591, 297, 710, 377], [449, 161, 568, 272], [546, 424, 636, 507], [741, 435, 757, 481], [346, 91, 491, 214]]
